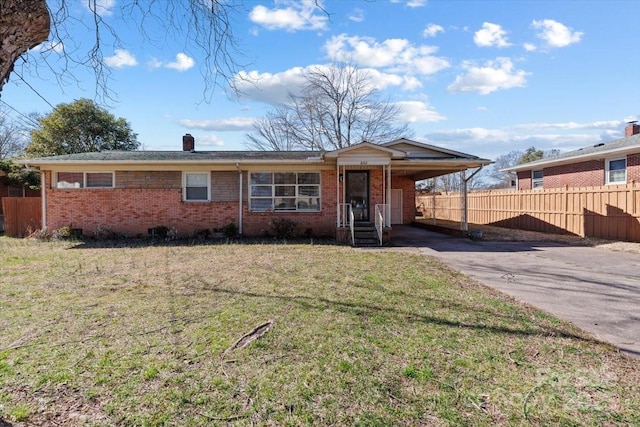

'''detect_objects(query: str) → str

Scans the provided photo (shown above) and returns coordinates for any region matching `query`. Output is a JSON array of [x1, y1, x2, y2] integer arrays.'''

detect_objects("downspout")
[[40, 170, 47, 230], [236, 163, 243, 236], [460, 166, 484, 233]]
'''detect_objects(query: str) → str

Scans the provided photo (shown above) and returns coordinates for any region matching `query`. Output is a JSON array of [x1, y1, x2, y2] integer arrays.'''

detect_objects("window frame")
[[249, 172, 321, 212], [605, 157, 627, 185], [55, 171, 114, 189], [531, 169, 544, 190], [182, 171, 211, 202]]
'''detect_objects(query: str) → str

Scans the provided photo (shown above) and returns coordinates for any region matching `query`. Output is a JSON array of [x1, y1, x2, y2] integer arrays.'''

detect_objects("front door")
[[345, 171, 369, 222]]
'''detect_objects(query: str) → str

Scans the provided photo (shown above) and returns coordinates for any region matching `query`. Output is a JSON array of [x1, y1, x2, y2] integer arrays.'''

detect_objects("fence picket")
[[416, 183, 640, 242]]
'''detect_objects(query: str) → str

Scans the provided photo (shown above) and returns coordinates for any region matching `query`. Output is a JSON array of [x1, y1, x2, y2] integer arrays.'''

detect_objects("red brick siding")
[[544, 160, 603, 188], [116, 171, 181, 189], [627, 153, 640, 183], [43, 167, 419, 237], [517, 153, 640, 190], [517, 172, 532, 190]]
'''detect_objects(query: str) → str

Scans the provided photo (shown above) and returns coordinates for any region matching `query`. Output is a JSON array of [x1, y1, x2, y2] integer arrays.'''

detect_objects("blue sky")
[[2, 0, 639, 160]]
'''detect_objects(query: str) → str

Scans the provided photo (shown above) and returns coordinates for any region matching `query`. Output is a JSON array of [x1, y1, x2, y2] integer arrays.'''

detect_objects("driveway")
[[389, 226, 640, 357]]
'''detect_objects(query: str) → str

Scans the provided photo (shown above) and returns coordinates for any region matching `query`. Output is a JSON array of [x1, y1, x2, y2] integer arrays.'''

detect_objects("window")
[[183, 172, 210, 201], [532, 170, 544, 189], [56, 172, 113, 189], [249, 172, 320, 212], [606, 158, 626, 185]]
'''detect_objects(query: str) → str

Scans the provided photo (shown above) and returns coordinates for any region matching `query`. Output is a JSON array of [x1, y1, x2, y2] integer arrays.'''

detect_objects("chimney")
[[182, 133, 195, 151], [625, 121, 640, 138]]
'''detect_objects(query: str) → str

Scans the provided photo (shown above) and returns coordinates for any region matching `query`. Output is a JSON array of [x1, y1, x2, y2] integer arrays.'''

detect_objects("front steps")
[[353, 222, 381, 247]]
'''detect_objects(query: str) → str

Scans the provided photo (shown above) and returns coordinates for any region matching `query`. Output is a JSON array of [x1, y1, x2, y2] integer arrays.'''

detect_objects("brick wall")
[[627, 153, 640, 183], [517, 172, 532, 190], [516, 154, 640, 190], [43, 168, 419, 237], [544, 160, 603, 188]]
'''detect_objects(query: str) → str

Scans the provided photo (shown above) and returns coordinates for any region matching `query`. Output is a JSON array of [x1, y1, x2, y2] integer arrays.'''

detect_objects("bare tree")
[[0, 110, 28, 159], [1, 0, 246, 100], [247, 62, 412, 151]]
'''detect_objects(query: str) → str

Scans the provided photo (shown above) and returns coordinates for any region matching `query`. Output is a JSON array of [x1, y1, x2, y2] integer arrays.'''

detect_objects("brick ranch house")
[[20, 136, 490, 244], [505, 122, 640, 190]]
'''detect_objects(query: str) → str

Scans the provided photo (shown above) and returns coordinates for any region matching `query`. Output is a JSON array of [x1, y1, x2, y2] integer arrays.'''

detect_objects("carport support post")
[[460, 171, 468, 233], [460, 166, 484, 234]]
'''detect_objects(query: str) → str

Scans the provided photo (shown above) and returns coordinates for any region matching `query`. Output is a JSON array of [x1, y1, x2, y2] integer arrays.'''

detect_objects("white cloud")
[[249, 0, 328, 32], [195, 134, 225, 147], [523, 43, 537, 52], [407, 0, 427, 7], [532, 19, 583, 48], [474, 22, 512, 48], [447, 58, 529, 95], [31, 40, 64, 53], [233, 64, 423, 105], [85, 0, 116, 16], [348, 8, 365, 23], [150, 53, 195, 72], [104, 49, 137, 69], [422, 23, 444, 38], [179, 117, 256, 132], [324, 34, 450, 76], [422, 122, 626, 160], [394, 101, 446, 123], [391, 0, 427, 7], [515, 120, 623, 131], [165, 53, 195, 71]]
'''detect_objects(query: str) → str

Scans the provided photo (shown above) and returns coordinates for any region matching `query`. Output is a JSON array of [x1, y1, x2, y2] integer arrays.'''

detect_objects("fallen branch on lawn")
[[222, 320, 274, 357]]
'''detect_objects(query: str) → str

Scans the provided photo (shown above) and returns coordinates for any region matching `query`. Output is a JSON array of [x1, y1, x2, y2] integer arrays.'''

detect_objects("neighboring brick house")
[[505, 122, 640, 190], [20, 135, 490, 244]]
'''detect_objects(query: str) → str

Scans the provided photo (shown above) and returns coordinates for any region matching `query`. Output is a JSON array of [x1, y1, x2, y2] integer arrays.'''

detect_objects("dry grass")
[[0, 237, 638, 426]]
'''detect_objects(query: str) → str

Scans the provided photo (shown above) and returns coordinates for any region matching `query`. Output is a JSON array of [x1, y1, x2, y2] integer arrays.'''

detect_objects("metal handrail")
[[349, 207, 355, 246], [338, 203, 355, 245], [374, 204, 387, 246]]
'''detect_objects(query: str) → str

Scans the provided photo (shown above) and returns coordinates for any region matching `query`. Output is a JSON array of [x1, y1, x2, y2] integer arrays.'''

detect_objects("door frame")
[[345, 170, 370, 222]]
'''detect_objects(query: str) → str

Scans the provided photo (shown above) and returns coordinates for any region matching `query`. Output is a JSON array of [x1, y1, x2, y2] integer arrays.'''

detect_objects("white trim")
[[605, 157, 626, 185], [41, 171, 47, 230], [182, 171, 211, 202]]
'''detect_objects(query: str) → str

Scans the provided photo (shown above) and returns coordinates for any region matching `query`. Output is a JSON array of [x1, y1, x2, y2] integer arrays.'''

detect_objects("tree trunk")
[[0, 0, 50, 93]]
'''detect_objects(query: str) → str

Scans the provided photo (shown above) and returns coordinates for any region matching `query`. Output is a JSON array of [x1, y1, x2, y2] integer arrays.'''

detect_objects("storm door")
[[345, 171, 370, 222]]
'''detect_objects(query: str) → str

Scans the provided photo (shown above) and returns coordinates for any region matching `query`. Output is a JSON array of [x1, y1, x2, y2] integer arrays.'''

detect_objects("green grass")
[[0, 236, 638, 426]]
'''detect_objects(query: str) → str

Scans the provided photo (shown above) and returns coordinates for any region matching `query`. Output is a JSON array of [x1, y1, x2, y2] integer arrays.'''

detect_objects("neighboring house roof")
[[504, 133, 640, 172]]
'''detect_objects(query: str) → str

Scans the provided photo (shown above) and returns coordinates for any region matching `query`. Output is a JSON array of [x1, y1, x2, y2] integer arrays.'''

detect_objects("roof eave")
[[503, 145, 640, 172]]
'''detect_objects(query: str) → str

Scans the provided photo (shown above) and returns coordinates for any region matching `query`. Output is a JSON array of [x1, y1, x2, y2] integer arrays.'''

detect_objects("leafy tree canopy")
[[26, 98, 139, 157], [0, 159, 40, 190]]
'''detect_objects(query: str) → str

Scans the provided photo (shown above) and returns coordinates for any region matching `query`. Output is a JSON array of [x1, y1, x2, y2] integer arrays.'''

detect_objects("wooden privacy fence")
[[416, 183, 640, 242], [1, 197, 42, 237]]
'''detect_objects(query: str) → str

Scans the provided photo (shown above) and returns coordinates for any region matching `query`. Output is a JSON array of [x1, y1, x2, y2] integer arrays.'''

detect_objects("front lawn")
[[0, 237, 638, 426]]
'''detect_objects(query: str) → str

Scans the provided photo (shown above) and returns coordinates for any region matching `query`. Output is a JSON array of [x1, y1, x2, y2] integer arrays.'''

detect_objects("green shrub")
[[270, 218, 297, 239]]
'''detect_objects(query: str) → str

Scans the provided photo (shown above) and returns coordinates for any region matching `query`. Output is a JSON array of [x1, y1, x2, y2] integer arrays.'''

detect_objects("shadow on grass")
[[194, 278, 601, 346]]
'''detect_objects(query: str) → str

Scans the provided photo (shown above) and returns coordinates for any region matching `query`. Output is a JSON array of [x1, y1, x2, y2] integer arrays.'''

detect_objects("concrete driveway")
[[389, 226, 640, 357]]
